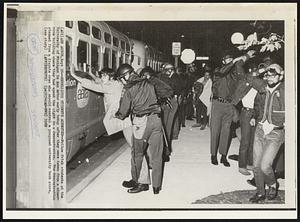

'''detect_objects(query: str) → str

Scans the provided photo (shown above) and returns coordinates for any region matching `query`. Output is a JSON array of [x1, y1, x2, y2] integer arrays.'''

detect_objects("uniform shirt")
[[157, 72, 181, 96], [212, 58, 248, 102], [148, 76, 174, 99], [115, 74, 161, 120]]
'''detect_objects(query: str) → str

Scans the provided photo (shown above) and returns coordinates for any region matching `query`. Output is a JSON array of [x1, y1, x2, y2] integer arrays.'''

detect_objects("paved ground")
[[68, 119, 284, 208]]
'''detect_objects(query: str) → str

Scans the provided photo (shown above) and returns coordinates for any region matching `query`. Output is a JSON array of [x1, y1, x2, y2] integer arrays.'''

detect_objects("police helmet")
[[116, 64, 134, 79], [163, 63, 174, 70], [140, 66, 155, 78]]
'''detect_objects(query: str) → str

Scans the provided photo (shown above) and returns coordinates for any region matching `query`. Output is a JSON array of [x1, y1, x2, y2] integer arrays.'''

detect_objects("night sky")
[[107, 21, 284, 69]]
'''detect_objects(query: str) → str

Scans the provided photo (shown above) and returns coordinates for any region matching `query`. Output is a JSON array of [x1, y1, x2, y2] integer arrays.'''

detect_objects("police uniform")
[[115, 74, 164, 192], [210, 57, 248, 165], [157, 71, 181, 155]]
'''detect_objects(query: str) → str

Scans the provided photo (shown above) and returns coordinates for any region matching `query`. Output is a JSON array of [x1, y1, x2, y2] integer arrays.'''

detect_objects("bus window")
[[119, 52, 124, 65], [126, 43, 130, 52], [121, 40, 125, 50], [112, 50, 117, 71], [66, 36, 72, 72], [113, 37, 119, 47], [125, 54, 130, 64], [78, 21, 90, 35], [92, 26, 101, 40], [103, 48, 110, 68], [77, 40, 89, 71], [104, 32, 111, 44], [66, 21, 73, 28], [91, 44, 100, 74]]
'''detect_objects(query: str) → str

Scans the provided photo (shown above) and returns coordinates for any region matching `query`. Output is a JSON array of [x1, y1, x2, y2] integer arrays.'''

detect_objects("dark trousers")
[[186, 94, 194, 119], [238, 108, 255, 168], [178, 100, 186, 126], [195, 100, 208, 125], [161, 97, 178, 155], [131, 114, 164, 188], [274, 144, 284, 174], [210, 100, 233, 156]]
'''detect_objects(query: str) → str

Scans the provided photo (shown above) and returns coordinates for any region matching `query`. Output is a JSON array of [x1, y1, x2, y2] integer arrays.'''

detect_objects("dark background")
[[107, 21, 284, 69]]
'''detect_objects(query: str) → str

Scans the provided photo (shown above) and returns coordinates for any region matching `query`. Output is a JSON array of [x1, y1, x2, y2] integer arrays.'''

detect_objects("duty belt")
[[134, 112, 161, 118], [213, 96, 231, 103]]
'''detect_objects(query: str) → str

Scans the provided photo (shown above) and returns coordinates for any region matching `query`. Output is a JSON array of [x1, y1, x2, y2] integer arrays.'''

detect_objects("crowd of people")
[[70, 47, 285, 203]]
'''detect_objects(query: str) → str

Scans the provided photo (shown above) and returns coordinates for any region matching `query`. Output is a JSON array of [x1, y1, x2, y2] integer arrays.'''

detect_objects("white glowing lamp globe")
[[231, 32, 244, 44], [180, 49, 196, 64]]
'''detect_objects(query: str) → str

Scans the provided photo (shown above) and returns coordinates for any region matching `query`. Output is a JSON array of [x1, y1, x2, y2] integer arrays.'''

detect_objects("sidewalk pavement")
[[68, 120, 284, 208]]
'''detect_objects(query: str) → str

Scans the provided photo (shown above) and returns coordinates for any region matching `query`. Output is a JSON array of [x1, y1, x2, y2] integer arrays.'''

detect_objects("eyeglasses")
[[264, 71, 279, 78]]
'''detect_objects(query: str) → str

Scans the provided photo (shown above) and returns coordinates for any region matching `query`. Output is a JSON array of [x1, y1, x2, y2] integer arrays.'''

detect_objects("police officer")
[[157, 63, 181, 161], [210, 49, 255, 167], [115, 64, 164, 194]]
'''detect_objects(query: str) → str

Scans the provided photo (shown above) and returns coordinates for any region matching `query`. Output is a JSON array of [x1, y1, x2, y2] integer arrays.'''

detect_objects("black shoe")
[[182, 124, 186, 127], [249, 193, 266, 203], [200, 125, 206, 130], [267, 182, 279, 200], [220, 155, 230, 167], [247, 178, 256, 187], [153, 187, 160, 194], [127, 183, 149, 193], [122, 179, 137, 188], [211, 155, 218, 165]]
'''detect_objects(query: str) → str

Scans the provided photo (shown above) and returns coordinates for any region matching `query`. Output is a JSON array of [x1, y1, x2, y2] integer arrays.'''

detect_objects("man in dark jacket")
[[248, 64, 285, 203], [115, 64, 164, 195], [210, 49, 255, 167]]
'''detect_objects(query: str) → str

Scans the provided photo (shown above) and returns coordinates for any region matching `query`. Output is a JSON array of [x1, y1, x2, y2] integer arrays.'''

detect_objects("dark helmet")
[[139, 66, 155, 78], [116, 64, 134, 79]]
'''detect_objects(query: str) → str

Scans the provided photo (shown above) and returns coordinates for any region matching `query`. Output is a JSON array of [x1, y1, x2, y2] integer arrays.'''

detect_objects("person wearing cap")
[[70, 64, 151, 193], [157, 63, 181, 161], [210, 49, 255, 167], [248, 63, 285, 203], [231, 56, 275, 176], [115, 64, 164, 195]]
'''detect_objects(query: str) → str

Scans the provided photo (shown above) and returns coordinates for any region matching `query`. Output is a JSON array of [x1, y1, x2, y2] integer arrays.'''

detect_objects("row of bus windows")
[[66, 37, 130, 74], [66, 21, 130, 51]]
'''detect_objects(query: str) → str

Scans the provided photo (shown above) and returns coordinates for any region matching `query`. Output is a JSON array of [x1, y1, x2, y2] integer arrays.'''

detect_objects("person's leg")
[[168, 98, 178, 141], [247, 123, 256, 167], [218, 104, 233, 156], [200, 101, 208, 129], [252, 125, 266, 196], [210, 101, 222, 157], [273, 144, 284, 178], [172, 107, 180, 139], [147, 115, 164, 191], [137, 156, 151, 185], [131, 137, 145, 183], [239, 109, 252, 169], [260, 130, 284, 186]]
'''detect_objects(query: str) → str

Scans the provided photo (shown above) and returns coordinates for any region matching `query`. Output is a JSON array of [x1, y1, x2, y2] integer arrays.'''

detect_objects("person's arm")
[[70, 65, 109, 94], [148, 76, 174, 98], [115, 88, 132, 120]]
